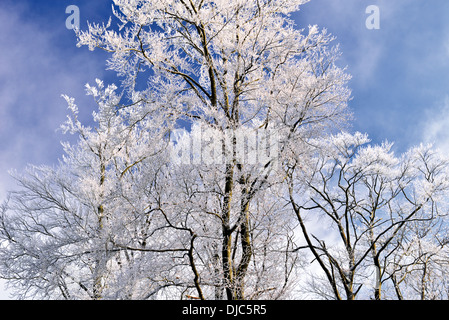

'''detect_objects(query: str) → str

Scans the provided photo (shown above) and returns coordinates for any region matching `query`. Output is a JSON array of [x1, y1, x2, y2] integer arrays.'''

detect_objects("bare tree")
[[385, 213, 449, 300], [287, 133, 449, 300]]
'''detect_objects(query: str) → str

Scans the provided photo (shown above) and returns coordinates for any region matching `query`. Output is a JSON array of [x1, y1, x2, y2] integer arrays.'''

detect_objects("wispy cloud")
[[298, 0, 449, 152], [0, 3, 108, 201], [421, 96, 449, 156]]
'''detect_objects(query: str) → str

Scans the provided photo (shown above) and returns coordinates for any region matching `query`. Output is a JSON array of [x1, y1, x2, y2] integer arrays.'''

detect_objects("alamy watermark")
[[66, 5, 80, 30], [66, 4, 380, 31], [366, 5, 380, 30], [170, 124, 280, 168]]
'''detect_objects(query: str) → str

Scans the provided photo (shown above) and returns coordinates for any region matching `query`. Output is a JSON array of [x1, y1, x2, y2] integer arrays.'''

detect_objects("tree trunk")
[[222, 163, 235, 300], [234, 190, 252, 300]]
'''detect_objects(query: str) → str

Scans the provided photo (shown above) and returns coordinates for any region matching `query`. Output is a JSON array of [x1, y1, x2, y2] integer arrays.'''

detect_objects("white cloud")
[[421, 96, 449, 156], [0, 3, 107, 195]]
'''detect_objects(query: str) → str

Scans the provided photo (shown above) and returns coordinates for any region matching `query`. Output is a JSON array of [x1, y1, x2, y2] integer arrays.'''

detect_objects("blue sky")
[[297, 0, 449, 151], [0, 0, 449, 298]]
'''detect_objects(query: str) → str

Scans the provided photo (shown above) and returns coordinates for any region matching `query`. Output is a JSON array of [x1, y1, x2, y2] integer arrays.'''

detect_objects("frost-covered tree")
[[386, 220, 449, 300], [0, 80, 181, 299], [0, 0, 351, 300], [287, 133, 449, 300], [73, 0, 351, 300]]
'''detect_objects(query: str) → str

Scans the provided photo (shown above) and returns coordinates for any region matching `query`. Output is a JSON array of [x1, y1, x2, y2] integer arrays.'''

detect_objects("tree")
[[385, 219, 449, 300], [0, 0, 351, 300], [287, 133, 449, 300], [0, 80, 182, 299], [73, 0, 351, 300]]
